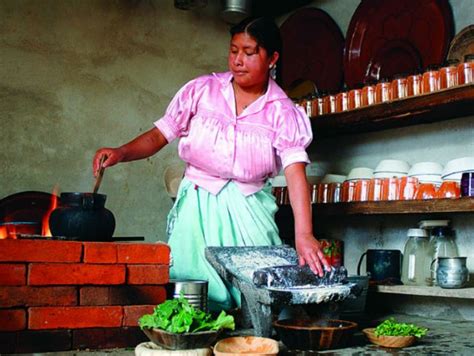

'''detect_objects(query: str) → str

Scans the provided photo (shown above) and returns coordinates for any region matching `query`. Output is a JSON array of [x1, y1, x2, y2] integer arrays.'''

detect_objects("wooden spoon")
[[93, 155, 106, 194]]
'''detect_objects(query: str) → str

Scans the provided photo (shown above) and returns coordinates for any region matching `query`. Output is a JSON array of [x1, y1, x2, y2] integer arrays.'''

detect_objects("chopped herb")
[[374, 318, 428, 338], [138, 294, 235, 333]]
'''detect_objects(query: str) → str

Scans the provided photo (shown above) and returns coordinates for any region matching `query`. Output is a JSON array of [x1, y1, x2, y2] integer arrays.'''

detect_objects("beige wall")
[[1, 0, 229, 241]]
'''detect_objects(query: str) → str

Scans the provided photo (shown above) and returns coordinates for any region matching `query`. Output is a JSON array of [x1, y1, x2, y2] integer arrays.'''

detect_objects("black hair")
[[229, 17, 282, 57]]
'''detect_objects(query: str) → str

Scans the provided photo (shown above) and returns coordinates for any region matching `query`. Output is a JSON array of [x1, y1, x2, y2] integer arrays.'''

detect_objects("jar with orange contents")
[[407, 72, 423, 97], [335, 91, 349, 113], [458, 54, 474, 85], [328, 93, 338, 114], [315, 92, 330, 116], [348, 87, 362, 110], [361, 82, 376, 106], [422, 65, 440, 93], [391, 74, 408, 100], [375, 78, 391, 103], [439, 60, 459, 89]]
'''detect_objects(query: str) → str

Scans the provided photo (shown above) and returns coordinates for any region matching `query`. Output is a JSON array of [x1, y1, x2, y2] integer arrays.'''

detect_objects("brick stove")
[[0, 238, 170, 353]]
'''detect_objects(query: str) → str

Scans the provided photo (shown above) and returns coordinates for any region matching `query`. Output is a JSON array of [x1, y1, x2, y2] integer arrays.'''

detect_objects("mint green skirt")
[[167, 178, 282, 311]]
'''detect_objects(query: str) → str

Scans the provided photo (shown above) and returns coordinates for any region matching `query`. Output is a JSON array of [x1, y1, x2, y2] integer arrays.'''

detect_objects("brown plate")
[[447, 25, 474, 63], [279, 8, 344, 93], [363, 328, 417, 348], [344, 0, 453, 88]]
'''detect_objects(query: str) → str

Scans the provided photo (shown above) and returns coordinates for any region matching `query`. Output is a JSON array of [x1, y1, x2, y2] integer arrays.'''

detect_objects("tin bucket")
[[167, 279, 208, 312]]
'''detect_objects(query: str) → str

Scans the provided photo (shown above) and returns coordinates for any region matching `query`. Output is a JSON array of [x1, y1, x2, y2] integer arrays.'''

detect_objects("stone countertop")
[[8, 314, 474, 355]]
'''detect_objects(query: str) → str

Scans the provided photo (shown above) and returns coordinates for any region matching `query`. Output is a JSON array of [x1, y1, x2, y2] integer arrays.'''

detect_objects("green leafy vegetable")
[[138, 294, 235, 333], [374, 318, 428, 338]]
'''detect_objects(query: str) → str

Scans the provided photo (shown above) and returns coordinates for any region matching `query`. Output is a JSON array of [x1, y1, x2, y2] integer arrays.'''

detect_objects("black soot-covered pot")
[[49, 192, 115, 241]]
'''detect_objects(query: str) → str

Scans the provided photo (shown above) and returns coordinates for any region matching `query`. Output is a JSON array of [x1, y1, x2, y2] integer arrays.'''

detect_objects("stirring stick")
[[93, 156, 106, 194]]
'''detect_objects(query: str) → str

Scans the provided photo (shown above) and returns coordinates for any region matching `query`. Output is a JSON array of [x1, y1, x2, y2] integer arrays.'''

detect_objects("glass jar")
[[315, 92, 330, 116], [361, 83, 376, 106], [375, 79, 391, 103], [391, 75, 408, 100], [427, 227, 459, 286], [439, 60, 459, 89], [407, 73, 423, 97], [348, 88, 362, 110], [422, 66, 440, 93], [328, 94, 337, 113], [335, 91, 349, 112], [401, 228, 430, 286], [457, 54, 474, 85]]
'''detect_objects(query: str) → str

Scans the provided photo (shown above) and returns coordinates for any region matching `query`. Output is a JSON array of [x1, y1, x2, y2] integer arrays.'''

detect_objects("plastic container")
[[401, 228, 430, 286], [427, 227, 459, 286]]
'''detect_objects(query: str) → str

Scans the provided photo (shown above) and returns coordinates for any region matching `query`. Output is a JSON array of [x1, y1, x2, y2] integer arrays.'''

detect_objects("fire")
[[41, 187, 59, 237]]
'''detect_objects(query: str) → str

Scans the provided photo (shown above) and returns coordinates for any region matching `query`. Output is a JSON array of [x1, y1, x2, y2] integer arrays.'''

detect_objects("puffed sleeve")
[[273, 103, 313, 169], [153, 78, 200, 143]]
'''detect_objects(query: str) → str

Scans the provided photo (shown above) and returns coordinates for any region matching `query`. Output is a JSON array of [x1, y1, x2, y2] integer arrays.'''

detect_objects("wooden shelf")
[[277, 197, 474, 215], [311, 197, 474, 215], [311, 84, 474, 138], [371, 285, 474, 299]]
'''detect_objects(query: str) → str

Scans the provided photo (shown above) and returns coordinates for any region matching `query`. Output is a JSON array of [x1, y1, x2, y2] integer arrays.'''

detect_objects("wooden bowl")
[[214, 336, 279, 356], [142, 328, 221, 350], [362, 328, 416, 348], [273, 318, 358, 351]]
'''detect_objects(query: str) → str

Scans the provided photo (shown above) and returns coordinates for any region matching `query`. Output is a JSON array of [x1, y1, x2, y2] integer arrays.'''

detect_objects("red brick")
[[0, 309, 26, 331], [127, 264, 169, 285], [16, 329, 71, 353], [83, 242, 117, 263], [28, 263, 125, 285], [29, 306, 123, 329], [0, 263, 26, 285], [117, 242, 170, 264], [0, 286, 77, 307], [0, 239, 82, 262], [72, 327, 147, 349], [80, 285, 166, 306], [123, 305, 155, 327]]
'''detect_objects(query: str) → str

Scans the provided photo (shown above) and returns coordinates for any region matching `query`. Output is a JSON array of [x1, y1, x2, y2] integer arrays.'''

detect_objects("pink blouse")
[[154, 71, 312, 196]]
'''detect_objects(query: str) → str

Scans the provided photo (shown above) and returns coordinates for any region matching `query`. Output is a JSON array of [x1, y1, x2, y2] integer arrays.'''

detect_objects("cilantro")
[[138, 294, 235, 334], [374, 318, 428, 338]]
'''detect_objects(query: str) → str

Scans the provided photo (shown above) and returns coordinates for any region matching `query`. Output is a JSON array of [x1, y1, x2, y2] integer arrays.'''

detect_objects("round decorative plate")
[[447, 25, 474, 63], [344, 0, 453, 88], [279, 8, 344, 93]]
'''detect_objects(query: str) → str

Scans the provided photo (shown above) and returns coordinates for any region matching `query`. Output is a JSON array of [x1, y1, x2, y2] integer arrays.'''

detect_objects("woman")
[[93, 17, 330, 311]]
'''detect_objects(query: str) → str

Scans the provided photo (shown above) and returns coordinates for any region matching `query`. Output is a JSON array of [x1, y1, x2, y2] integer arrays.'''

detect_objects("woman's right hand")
[[92, 147, 124, 177]]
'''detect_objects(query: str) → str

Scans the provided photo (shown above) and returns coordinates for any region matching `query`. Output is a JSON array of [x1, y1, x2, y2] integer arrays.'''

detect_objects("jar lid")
[[407, 228, 428, 237], [418, 220, 450, 228]]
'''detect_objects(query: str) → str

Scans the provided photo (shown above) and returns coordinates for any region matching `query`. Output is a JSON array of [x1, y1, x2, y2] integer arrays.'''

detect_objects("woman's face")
[[228, 32, 278, 90]]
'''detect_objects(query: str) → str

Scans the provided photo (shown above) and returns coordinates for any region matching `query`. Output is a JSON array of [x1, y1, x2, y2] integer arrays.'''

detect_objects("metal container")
[[168, 279, 208, 311], [436, 257, 469, 289]]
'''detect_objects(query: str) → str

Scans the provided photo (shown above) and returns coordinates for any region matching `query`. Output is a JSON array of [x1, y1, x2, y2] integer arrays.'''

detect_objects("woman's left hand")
[[295, 234, 331, 277]]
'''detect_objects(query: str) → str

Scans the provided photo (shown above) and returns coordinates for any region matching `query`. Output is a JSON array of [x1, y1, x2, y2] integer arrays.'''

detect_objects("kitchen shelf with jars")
[[309, 83, 474, 138]]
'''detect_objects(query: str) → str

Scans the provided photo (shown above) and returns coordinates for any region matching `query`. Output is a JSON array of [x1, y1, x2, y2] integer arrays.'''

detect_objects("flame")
[[0, 225, 8, 239], [41, 186, 59, 237]]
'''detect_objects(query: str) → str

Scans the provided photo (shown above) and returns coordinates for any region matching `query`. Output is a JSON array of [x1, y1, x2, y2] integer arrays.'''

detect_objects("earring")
[[270, 64, 277, 80]]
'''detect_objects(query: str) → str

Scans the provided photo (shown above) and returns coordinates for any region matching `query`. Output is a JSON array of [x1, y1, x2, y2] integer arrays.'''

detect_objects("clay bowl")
[[273, 318, 358, 351], [362, 328, 416, 348], [213, 336, 279, 356], [142, 328, 221, 350]]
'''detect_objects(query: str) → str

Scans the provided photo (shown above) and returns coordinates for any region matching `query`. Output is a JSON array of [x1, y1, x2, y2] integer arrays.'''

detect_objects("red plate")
[[344, 0, 453, 88], [279, 8, 344, 93]]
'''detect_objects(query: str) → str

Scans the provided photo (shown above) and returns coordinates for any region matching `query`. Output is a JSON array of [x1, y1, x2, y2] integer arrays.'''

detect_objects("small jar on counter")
[[458, 54, 474, 85], [328, 93, 338, 114], [314, 92, 330, 116]]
